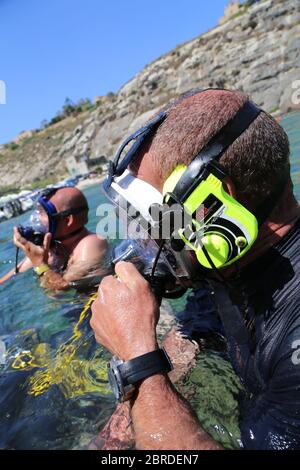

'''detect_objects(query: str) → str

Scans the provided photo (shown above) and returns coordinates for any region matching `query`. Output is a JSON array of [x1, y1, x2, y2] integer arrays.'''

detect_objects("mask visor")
[[102, 170, 196, 285], [21, 203, 50, 234]]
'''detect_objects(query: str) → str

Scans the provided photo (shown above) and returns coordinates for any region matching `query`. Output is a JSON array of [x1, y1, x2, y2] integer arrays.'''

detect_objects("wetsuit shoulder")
[[240, 284, 300, 450]]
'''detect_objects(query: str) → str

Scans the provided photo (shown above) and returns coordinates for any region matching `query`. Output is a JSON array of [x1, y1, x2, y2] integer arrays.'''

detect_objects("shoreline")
[[76, 175, 106, 191]]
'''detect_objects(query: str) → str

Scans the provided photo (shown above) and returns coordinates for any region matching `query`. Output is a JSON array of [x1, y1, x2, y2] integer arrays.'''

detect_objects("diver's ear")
[[66, 214, 74, 227], [223, 176, 237, 199]]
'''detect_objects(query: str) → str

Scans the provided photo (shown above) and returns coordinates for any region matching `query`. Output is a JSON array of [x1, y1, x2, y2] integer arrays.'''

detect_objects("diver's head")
[[104, 88, 292, 291], [47, 187, 89, 241], [130, 89, 290, 211], [19, 186, 89, 245]]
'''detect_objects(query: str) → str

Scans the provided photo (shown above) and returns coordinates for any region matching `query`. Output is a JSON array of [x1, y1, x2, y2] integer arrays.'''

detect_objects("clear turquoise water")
[[0, 111, 299, 449], [282, 111, 300, 201]]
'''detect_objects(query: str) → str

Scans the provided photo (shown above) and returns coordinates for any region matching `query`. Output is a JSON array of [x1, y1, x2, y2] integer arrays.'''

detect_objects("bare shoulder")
[[72, 232, 108, 262], [79, 233, 108, 249]]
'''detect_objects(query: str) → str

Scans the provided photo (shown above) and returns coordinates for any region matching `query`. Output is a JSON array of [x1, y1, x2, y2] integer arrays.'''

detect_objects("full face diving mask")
[[103, 89, 288, 292], [18, 203, 50, 246], [104, 169, 192, 298]]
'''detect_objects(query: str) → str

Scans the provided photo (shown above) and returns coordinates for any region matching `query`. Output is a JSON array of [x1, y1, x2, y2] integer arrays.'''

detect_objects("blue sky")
[[0, 0, 229, 144]]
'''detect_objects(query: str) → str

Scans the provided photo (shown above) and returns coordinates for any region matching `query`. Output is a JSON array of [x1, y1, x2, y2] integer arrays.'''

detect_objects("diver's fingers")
[[43, 233, 52, 252], [115, 261, 148, 289], [90, 297, 114, 348], [98, 274, 119, 293], [98, 273, 129, 302], [13, 227, 28, 248]]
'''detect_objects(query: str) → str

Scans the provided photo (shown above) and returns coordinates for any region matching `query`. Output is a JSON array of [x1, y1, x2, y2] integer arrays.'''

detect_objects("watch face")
[[108, 366, 121, 401], [108, 359, 136, 402]]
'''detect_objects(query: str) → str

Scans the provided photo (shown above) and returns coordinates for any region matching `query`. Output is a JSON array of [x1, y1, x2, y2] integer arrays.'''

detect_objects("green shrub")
[[4, 142, 19, 151], [26, 177, 58, 190]]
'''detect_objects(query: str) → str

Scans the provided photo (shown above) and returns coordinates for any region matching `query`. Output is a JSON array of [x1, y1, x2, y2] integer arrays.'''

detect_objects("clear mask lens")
[[115, 209, 194, 284], [113, 238, 161, 275], [26, 204, 49, 233], [102, 170, 196, 285]]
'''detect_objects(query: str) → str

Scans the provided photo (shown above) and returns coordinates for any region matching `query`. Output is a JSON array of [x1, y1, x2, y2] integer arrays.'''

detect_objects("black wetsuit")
[[179, 218, 300, 450]]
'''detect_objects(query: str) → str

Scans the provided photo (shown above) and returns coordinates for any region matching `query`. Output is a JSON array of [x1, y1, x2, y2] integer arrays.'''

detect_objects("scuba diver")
[[0, 186, 108, 290], [0, 186, 113, 449], [89, 88, 300, 450]]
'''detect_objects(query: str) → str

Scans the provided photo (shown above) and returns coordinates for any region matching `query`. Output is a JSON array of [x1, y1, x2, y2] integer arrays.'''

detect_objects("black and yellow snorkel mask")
[[103, 89, 287, 287]]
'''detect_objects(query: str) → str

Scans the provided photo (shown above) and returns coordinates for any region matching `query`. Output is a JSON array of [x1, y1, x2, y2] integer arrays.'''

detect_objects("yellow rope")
[[11, 293, 110, 398]]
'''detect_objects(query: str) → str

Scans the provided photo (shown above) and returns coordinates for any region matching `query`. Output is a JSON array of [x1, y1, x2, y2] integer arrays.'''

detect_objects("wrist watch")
[[108, 348, 173, 402], [34, 263, 50, 277]]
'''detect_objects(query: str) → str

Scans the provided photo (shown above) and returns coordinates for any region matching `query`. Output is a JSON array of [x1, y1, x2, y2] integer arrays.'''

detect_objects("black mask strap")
[[50, 205, 88, 219], [170, 101, 262, 203]]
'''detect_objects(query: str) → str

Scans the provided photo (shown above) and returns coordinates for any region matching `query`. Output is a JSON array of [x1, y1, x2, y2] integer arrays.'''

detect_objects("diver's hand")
[[13, 227, 52, 267], [90, 261, 159, 361]]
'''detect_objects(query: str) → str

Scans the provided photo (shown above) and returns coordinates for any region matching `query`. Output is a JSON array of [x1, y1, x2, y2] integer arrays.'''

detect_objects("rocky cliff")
[[0, 0, 299, 191]]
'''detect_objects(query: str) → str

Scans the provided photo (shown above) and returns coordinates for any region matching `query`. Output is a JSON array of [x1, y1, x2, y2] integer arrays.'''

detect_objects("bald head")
[[49, 186, 88, 213], [48, 187, 89, 236]]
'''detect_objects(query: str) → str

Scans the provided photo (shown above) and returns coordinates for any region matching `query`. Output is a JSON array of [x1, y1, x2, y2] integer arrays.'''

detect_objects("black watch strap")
[[118, 348, 173, 385]]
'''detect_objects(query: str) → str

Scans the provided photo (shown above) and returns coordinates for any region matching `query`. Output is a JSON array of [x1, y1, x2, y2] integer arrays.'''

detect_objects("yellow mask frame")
[[163, 163, 258, 269], [161, 100, 263, 270]]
